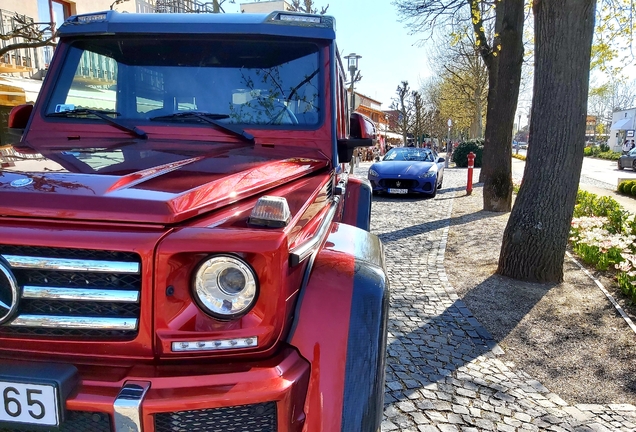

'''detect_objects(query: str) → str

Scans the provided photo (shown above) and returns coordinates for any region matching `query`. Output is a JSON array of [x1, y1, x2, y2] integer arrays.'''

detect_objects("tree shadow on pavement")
[[384, 275, 556, 406], [377, 208, 499, 245]]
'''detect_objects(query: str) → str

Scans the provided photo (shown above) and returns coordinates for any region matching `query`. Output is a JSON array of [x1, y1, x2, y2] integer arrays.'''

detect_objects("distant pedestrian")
[[622, 140, 631, 154]]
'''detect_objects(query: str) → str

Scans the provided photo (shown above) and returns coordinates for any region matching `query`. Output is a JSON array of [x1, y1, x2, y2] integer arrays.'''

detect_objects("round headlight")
[[193, 255, 258, 319]]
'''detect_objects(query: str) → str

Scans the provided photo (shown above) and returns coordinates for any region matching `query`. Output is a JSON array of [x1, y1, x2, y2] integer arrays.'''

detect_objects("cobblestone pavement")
[[353, 162, 636, 432]]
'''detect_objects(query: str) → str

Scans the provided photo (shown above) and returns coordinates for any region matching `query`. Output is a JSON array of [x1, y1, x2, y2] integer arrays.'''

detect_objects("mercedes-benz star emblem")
[[0, 259, 19, 325], [10, 178, 33, 188]]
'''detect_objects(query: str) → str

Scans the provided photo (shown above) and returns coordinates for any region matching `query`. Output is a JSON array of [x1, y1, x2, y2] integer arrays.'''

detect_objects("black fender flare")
[[341, 176, 373, 231]]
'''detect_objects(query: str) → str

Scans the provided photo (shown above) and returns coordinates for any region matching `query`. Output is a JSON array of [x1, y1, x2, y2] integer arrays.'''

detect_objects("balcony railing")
[[138, 0, 217, 13], [0, 9, 39, 73]]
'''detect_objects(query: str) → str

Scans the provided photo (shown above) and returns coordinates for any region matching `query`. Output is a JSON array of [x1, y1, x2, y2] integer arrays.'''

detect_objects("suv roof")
[[59, 10, 336, 40]]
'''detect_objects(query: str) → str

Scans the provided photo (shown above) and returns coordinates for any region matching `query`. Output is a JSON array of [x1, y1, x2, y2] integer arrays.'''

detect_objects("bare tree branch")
[[0, 13, 56, 59]]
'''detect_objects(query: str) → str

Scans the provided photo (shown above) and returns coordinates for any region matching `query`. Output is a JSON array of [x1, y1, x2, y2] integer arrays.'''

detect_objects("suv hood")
[[0, 139, 329, 224]]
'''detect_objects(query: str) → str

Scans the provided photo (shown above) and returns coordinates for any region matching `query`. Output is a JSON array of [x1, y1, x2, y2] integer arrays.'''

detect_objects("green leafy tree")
[[395, 0, 525, 212], [430, 31, 489, 139]]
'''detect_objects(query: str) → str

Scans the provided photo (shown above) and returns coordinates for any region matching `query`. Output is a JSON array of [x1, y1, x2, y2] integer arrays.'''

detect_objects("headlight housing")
[[369, 168, 379, 177], [419, 170, 436, 178], [193, 255, 258, 319]]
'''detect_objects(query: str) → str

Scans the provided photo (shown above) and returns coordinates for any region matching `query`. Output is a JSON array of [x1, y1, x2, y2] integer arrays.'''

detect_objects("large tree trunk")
[[480, 0, 525, 211], [498, 0, 596, 282]]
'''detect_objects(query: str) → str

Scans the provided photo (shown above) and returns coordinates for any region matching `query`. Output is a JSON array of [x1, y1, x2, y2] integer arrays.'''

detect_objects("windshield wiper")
[[149, 112, 254, 144], [48, 109, 147, 139]]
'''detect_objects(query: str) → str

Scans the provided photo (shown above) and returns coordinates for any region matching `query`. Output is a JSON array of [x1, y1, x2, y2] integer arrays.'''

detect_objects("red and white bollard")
[[466, 152, 475, 195]]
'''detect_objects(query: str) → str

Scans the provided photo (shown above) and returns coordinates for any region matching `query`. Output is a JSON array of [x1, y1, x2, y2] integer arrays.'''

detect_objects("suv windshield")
[[46, 37, 322, 127]]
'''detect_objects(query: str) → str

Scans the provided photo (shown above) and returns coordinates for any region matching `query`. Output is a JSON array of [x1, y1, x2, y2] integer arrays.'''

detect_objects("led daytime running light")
[[172, 337, 258, 352], [279, 14, 321, 23], [77, 13, 107, 23]]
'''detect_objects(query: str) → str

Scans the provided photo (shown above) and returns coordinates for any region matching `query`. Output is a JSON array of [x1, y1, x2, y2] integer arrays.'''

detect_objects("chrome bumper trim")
[[114, 381, 150, 432], [9, 315, 138, 330], [22, 285, 140, 303], [2, 255, 140, 274], [289, 197, 338, 267]]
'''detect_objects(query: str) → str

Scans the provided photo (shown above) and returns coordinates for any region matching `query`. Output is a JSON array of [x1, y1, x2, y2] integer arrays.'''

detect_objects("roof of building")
[[349, 89, 382, 105], [59, 10, 335, 39]]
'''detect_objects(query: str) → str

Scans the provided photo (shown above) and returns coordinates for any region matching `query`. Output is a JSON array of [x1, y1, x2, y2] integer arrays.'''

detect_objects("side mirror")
[[7, 104, 33, 143], [349, 112, 377, 140], [438, 157, 445, 163], [337, 113, 377, 163]]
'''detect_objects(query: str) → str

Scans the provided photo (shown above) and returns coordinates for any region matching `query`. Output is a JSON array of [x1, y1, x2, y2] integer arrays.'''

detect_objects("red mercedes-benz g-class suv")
[[0, 10, 388, 432]]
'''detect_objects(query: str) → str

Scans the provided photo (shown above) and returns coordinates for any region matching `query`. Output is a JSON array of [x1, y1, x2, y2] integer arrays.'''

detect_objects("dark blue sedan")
[[367, 147, 445, 197]]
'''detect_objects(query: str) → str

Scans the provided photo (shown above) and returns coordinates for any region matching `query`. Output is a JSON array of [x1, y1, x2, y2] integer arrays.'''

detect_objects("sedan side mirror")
[[438, 157, 445, 163], [337, 113, 377, 163]]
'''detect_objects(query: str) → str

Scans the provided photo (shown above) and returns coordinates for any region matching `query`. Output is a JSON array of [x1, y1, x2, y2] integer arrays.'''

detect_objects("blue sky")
[[225, 0, 434, 109]]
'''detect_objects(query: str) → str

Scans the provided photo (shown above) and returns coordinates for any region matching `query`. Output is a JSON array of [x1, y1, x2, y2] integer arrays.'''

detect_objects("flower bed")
[[570, 190, 636, 303]]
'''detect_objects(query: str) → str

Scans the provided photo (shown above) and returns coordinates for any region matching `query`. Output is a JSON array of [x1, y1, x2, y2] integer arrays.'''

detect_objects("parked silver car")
[[618, 148, 636, 170]]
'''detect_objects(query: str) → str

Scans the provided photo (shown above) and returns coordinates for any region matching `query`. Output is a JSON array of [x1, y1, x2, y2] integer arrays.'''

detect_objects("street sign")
[[447, 118, 452, 127]]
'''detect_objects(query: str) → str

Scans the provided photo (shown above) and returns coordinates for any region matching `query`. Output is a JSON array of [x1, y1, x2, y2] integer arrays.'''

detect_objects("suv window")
[[46, 37, 322, 127]]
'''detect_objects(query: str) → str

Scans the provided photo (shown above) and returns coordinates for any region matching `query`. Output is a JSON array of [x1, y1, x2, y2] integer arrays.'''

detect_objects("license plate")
[[0, 381, 59, 426], [388, 188, 408, 194]]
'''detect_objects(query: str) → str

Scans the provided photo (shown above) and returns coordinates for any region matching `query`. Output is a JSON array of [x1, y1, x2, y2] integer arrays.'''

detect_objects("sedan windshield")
[[46, 36, 322, 127], [383, 148, 435, 162]]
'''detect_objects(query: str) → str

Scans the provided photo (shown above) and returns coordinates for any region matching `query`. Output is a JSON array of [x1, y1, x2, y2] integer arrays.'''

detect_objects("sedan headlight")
[[193, 255, 258, 319], [369, 168, 379, 177], [419, 170, 437, 178]]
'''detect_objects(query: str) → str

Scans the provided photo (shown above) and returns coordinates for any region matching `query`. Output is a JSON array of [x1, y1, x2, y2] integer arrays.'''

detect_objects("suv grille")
[[154, 402, 277, 432], [0, 245, 141, 339]]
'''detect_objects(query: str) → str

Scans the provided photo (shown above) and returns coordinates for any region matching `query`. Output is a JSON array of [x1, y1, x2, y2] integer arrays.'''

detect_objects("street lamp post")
[[344, 53, 361, 174], [384, 114, 389, 154], [446, 118, 452, 168], [344, 53, 362, 115]]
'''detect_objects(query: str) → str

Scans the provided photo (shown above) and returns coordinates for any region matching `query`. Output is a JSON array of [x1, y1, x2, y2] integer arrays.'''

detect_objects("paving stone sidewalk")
[[353, 162, 636, 432]]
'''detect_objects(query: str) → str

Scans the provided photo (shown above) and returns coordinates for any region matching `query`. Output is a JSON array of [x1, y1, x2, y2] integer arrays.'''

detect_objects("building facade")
[[609, 108, 636, 151], [240, 0, 292, 13]]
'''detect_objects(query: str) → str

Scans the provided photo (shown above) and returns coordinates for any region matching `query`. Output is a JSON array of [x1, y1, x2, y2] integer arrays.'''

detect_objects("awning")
[[611, 117, 634, 130], [381, 131, 403, 140], [0, 77, 43, 104]]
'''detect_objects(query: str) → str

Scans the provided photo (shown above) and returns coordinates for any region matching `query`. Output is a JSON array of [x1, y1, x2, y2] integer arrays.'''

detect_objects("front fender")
[[287, 222, 389, 432]]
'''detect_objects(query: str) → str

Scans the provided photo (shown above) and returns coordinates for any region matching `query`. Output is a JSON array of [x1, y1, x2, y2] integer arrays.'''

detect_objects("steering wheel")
[[269, 101, 299, 125]]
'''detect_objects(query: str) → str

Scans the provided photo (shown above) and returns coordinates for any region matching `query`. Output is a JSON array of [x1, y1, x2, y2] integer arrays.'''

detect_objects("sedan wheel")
[[632, 160, 636, 171], [618, 160, 624, 170], [427, 177, 438, 198]]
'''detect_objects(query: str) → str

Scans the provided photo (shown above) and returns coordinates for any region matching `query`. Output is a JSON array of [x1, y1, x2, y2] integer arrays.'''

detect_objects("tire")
[[632, 160, 636, 171], [428, 178, 437, 198], [618, 160, 624, 170], [437, 176, 443, 189]]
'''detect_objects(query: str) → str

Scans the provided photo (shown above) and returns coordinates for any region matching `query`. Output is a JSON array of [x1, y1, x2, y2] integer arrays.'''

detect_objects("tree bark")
[[480, 0, 525, 211], [498, 0, 596, 282]]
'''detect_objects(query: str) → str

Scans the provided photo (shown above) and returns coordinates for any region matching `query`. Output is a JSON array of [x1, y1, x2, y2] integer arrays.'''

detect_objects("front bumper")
[[368, 175, 437, 194], [0, 347, 309, 432]]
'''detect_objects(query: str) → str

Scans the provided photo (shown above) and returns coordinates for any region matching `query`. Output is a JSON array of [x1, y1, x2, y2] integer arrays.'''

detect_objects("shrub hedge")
[[583, 146, 621, 160], [452, 139, 483, 168], [574, 190, 627, 234], [618, 180, 636, 195]]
